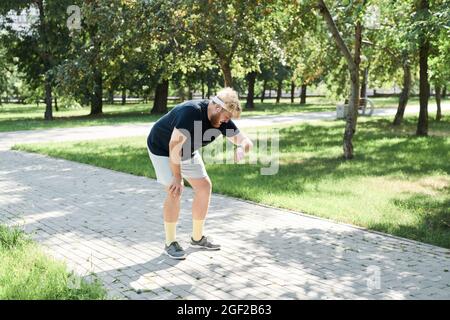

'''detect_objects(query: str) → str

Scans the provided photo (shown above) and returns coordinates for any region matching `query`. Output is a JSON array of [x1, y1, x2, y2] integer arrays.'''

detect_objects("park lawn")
[[13, 112, 450, 248], [0, 98, 329, 132], [0, 225, 106, 299], [0, 96, 429, 133], [0, 101, 165, 133]]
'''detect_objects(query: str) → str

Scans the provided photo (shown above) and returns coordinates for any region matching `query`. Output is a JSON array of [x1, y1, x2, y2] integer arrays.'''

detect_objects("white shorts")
[[147, 146, 208, 186]]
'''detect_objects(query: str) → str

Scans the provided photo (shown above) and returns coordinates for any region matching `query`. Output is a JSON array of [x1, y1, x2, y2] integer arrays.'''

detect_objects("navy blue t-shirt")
[[147, 99, 240, 160]]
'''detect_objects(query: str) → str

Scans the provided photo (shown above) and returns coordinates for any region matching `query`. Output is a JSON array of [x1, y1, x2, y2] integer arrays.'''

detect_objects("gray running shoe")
[[164, 241, 186, 260], [190, 236, 221, 250]]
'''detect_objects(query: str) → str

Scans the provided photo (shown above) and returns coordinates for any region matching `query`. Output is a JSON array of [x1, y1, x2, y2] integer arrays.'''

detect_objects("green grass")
[[1, 96, 434, 133], [0, 224, 107, 299], [0, 102, 164, 132], [13, 112, 450, 248]]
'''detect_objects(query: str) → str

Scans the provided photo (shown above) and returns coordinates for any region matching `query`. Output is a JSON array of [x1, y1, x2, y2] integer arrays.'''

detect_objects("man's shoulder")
[[179, 99, 208, 109], [174, 99, 208, 117]]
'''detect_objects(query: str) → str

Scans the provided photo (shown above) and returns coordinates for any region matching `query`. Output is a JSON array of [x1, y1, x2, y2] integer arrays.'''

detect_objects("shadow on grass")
[[277, 116, 450, 178], [369, 190, 450, 248]]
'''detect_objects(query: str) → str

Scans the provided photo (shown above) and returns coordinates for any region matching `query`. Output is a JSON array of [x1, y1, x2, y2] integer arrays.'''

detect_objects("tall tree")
[[316, 0, 366, 159], [429, 2, 450, 122], [393, 57, 412, 125], [54, 0, 111, 115], [85, 0, 103, 115], [274, 62, 290, 104], [300, 84, 307, 105], [368, 0, 417, 126], [56, 0, 160, 114], [245, 71, 257, 109], [0, 46, 10, 103], [416, 0, 430, 136], [176, 0, 275, 88], [0, 0, 72, 119], [281, 2, 326, 106]]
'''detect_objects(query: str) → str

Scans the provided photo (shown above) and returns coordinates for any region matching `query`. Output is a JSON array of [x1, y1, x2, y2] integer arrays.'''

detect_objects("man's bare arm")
[[227, 132, 253, 152], [168, 128, 187, 195]]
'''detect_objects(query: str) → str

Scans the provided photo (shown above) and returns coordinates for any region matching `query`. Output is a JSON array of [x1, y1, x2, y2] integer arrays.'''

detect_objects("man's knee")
[[164, 187, 183, 201], [193, 177, 212, 194]]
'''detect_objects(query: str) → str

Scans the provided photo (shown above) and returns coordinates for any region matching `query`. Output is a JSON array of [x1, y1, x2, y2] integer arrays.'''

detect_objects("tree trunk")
[[207, 78, 212, 99], [201, 78, 205, 99], [37, 0, 53, 121], [188, 85, 193, 100], [261, 80, 267, 103], [151, 79, 169, 114], [360, 67, 368, 98], [90, 68, 103, 115], [245, 71, 257, 109], [435, 85, 442, 121], [442, 86, 446, 98], [276, 80, 282, 104], [342, 21, 363, 160], [219, 58, 233, 88], [54, 97, 58, 112], [82, 89, 90, 107], [416, 0, 429, 136], [44, 78, 53, 120], [345, 75, 360, 159], [393, 59, 411, 126], [86, 1, 102, 116], [121, 88, 126, 105], [290, 81, 295, 103], [300, 84, 307, 105], [317, 0, 362, 159], [108, 88, 114, 104]]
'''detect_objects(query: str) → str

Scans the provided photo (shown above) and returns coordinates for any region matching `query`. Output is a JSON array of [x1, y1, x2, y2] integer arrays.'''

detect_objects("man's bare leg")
[[163, 188, 181, 246], [186, 177, 220, 250], [186, 177, 212, 241]]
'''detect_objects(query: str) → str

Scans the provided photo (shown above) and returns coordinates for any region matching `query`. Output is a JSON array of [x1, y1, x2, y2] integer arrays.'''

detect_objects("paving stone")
[[1, 126, 450, 300]]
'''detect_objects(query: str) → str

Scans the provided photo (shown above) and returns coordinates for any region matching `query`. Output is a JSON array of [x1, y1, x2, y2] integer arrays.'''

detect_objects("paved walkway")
[[0, 105, 449, 300], [0, 150, 449, 299], [1, 104, 448, 151]]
